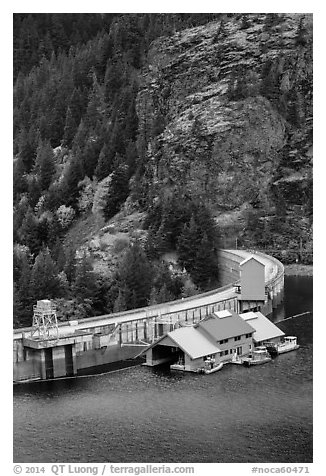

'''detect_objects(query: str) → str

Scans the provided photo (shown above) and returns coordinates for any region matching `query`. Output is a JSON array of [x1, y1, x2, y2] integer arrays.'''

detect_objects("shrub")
[[56, 205, 75, 229]]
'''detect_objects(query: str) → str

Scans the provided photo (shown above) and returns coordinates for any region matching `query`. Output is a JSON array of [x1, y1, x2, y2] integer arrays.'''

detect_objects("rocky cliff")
[[135, 13, 312, 249]]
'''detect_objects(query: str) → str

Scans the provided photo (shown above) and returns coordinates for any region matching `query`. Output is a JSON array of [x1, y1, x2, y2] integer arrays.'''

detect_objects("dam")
[[13, 249, 284, 382]]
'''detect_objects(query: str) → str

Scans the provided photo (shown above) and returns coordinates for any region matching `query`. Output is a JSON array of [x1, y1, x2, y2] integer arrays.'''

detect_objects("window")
[[203, 354, 214, 361], [245, 333, 252, 338], [234, 336, 241, 341], [225, 350, 229, 355], [220, 338, 229, 344]]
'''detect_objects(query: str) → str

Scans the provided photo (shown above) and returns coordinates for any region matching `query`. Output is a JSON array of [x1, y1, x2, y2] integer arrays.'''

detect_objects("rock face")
[[136, 13, 312, 245]]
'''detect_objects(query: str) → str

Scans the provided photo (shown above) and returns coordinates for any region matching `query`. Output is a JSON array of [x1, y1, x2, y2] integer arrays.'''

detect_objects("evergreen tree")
[[15, 256, 34, 327], [72, 119, 88, 153], [61, 154, 85, 208], [18, 128, 36, 173], [13, 197, 30, 239], [95, 142, 114, 180], [194, 204, 219, 246], [84, 74, 106, 130], [30, 247, 61, 300], [63, 245, 77, 284], [35, 140, 56, 190], [72, 252, 98, 304], [156, 283, 174, 304], [50, 237, 66, 271], [115, 242, 153, 309], [51, 81, 72, 147], [62, 106, 78, 147], [19, 208, 42, 256], [176, 216, 199, 273], [13, 157, 28, 199], [27, 175, 42, 208], [13, 283, 24, 328], [46, 213, 63, 247], [113, 288, 127, 312], [192, 233, 219, 289], [80, 137, 103, 179], [103, 163, 130, 220], [149, 286, 159, 305], [69, 87, 85, 127]]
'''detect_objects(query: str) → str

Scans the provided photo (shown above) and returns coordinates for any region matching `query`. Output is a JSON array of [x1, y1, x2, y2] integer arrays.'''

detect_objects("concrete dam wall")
[[13, 250, 284, 383]]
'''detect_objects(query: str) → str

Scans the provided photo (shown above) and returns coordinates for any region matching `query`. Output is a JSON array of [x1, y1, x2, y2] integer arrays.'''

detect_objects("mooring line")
[[277, 311, 311, 323]]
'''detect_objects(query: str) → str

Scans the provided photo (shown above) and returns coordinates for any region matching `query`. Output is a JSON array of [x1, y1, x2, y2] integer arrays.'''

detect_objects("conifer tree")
[[116, 242, 153, 309], [149, 286, 159, 305], [192, 233, 219, 289], [80, 137, 103, 179], [69, 87, 85, 127], [176, 216, 199, 273], [18, 128, 37, 173], [72, 119, 88, 153], [30, 247, 61, 301], [85, 74, 106, 130], [13, 157, 28, 198], [95, 143, 115, 181], [13, 283, 24, 327], [156, 283, 174, 304], [50, 237, 66, 271], [113, 289, 127, 313], [103, 163, 130, 220], [72, 252, 98, 303], [14, 259, 34, 327], [35, 140, 56, 190], [27, 175, 42, 208], [62, 106, 78, 147], [63, 245, 77, 284], [61, 154, 85, 208], [19, 208, 42, 256]]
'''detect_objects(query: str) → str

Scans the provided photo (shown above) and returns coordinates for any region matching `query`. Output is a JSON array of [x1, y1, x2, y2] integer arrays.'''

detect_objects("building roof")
[[196, 311, 255, 341], [239, 311, 285, 342], [240, 256, 265, 267], [166, 327, 221, 359]]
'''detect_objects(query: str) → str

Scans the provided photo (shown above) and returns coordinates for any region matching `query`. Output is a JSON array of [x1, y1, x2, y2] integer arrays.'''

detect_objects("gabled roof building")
[[239, 311, 285, 345], [143, 310, 256, 372]]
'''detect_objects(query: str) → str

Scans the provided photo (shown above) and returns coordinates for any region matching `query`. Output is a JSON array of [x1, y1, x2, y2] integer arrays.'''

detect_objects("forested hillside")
[[13, 13, 312, 328]]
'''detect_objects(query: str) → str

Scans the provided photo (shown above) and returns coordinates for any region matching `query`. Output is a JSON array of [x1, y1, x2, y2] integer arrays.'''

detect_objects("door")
[[44, 348, 54, 379], [65, 345, 74, 377]]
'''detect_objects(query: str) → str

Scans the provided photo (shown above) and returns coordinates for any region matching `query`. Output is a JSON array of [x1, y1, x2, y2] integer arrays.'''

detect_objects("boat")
[[242, 346, 272, 367], [197, 362, 224, 374], [264, 336, 299, 356], [170, 360, 223, 374]]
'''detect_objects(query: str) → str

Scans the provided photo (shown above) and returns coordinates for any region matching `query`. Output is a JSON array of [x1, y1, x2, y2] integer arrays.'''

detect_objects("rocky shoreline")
[[284, 264, 313, 276]]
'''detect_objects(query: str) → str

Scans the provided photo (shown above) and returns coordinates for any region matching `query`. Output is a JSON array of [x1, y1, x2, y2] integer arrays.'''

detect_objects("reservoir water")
[[13, 275, 313, 463]]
